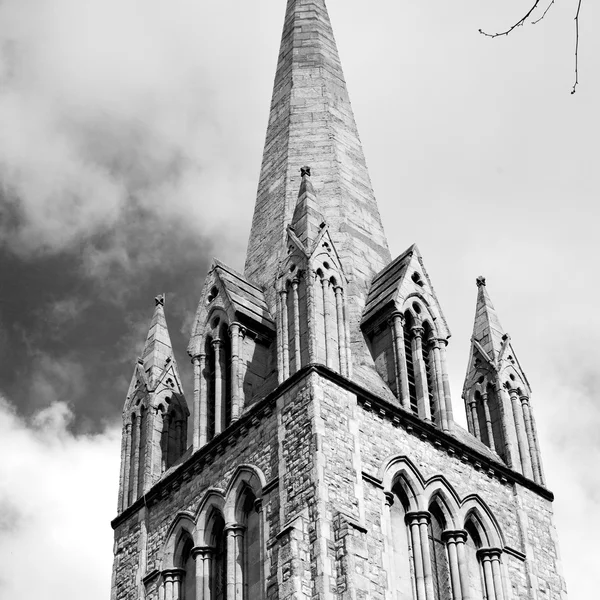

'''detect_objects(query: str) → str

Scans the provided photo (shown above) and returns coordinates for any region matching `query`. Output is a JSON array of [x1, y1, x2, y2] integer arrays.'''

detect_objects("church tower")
[[111, 1, 567, 599]]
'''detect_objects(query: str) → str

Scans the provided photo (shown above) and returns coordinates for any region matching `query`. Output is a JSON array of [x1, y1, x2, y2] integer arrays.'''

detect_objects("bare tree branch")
[[479, 0, 543, 38], [531, 0, 556, 26], [571, 0, 582, 94]]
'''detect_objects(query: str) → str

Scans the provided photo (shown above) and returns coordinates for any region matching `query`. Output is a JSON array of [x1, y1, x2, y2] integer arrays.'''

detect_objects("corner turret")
[[463, 277, 545, 484], [117, 296, 189, 512]]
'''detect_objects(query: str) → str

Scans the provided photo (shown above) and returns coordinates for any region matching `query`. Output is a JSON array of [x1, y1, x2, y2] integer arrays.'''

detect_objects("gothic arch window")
[[175, 533, 196, 600], [486, 384, 507, 462], [204, 320, 233, 441], [137, 404, 148, 497], [389, 480, 413, 599], [128, 411, 138, 505], [403, 311, 418, 414], [237, 487, 262, 599], [208, 510, 227, 600], [428, 502, 452, 600], [369, 319, 397, 396], [464, 518, 485, 600], [160, 403, 186, 472]]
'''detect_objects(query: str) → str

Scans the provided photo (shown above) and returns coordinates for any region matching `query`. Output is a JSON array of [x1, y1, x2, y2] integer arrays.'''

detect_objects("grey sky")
[[0, 0, 597, 597]]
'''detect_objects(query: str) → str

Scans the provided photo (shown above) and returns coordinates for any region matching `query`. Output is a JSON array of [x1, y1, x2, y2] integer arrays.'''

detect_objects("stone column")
[[162, 569, 184, 600], [291, 279, 301, 372], [509, 388, 533, 478], [478, 550, 497, 600], [280, 289, 290, 379], [121, 422, 132, 511], [229, 323, 245, 421], [417, 512, 435, 600], [431, 339, 448, 430], [226, 525, 246, 600], [442, 530, 464, 600], [411, 327, 431, 420], [405, 512, 427, 600], [481, 392, 496, 451], [334, 285, 347, 375], [469, 399, 481, 440], [198, 354, 208, 446], [213, 339, 223, 436], [192, 546, 214, 600], [390, 312, 410, 409], [497, 384, 518, 469], [192, 355, 202, 450], [490, 549, 505, 600], [520, 395, 542, 484], [454, 531, 472, 600], [438, 339, 454, 426]]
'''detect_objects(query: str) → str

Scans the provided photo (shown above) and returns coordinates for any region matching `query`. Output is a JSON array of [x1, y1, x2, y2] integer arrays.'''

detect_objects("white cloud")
[[0, 396, 119, 600]]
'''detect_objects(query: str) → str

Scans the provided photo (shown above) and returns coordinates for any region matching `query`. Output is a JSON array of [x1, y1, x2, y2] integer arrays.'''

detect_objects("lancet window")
[[403, 311, 419, 414], [159, 401, 186, 473], [204, 319, 233, 441], [428, 503, 451, 600]]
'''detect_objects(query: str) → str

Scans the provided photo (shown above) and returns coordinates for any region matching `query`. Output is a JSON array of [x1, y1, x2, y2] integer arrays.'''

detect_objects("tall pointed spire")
[[245, 0, 391, 304], [472, 276, 507, 362], [141, 294, 180, 387]]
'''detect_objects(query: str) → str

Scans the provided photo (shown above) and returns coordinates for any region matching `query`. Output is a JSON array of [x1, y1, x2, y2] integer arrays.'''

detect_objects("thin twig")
[[531, 0, 555, 25], [479, 0, 543, 38], [571, 0, 582, 94]]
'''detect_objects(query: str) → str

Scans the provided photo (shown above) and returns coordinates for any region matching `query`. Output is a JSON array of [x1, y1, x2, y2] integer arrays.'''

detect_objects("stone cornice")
[[112, 363, 553, 529]]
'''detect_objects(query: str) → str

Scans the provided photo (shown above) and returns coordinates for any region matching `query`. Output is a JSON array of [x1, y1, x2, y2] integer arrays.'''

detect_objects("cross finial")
[[155, 294, 165, 306], [300, 166, 311, 177], [476, 276, 486, 288]]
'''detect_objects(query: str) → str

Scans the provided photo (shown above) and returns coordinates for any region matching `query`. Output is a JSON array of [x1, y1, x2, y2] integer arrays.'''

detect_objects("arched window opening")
[[176, 535, 196, 600], [209, 511, 227, 600], [486, 385, 507, 462], [403, 311, 418, 414], [161, 405, 185, 472], [239, 489, 262, 599], [428, 503, 451, 600], [422, 322, 437, 424], [220, 323, 232, 430], [137, 405, 148, 497], [464, 519, 485, 600], [474, 391, 490, 447], [389, 482, 413, 599], [128, 412, 138, 504], [204, 323, 233, 441], [369, 322, 397, 396], [205, 335, 216, 441]]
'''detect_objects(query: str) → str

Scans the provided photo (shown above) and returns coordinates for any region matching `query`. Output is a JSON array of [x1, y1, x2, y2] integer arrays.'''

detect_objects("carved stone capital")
[[384, 491, 394, 507], [191, 546, 214, 560], [441, 529, 468, 544], [405, 510, 431, 526], [411, 326, 425, 339], [477, 547, 503, 561], [254, 498, 263, 513], [519, 395, 530, 405]]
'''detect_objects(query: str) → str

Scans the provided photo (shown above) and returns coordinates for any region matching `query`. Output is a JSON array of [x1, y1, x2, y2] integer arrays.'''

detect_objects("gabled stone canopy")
[[361, 244, 450, 339], [188, 260, 275, 358]]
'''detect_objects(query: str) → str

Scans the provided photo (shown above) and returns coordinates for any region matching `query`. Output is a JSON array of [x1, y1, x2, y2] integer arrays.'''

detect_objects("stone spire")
[[472, 276, 507, 363], [244, 0, 391, 309], [141, 294, 180, 388]]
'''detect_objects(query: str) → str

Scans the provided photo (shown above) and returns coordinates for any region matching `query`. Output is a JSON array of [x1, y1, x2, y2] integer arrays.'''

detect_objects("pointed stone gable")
[[472, 276, 507, 362], [289, 167, 326, 250], [141, 295, 181, 388], [244, 0, 391, 312]]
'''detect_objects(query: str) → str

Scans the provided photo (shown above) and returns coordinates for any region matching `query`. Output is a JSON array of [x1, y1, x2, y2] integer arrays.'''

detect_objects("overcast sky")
[[0, 0, 597, 597]]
